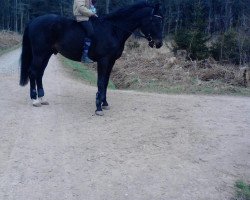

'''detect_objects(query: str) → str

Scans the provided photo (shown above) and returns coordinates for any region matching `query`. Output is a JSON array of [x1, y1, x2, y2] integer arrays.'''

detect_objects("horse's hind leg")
[[29, 54, 51, 107], [36, 54, 51, 105], [29, 67, 40, 106]]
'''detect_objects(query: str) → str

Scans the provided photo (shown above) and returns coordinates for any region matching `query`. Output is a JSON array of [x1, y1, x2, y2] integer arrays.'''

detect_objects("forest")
[[0, 0, 249, 64]]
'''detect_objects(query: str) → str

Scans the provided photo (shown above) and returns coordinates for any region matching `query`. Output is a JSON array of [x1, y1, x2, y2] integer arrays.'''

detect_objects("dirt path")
[[0, 49, 249, 200]]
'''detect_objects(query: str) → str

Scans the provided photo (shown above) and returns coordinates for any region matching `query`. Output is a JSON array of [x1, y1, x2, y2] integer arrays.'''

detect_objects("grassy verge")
[[0, 30, 21, 56], [60, 56, 116, 89], [0, 44, 21, 56], [128, 80, 250, 96], [112, 38, 250, 96], [116, 74, 250, 98], [234, 181, 250, 200]]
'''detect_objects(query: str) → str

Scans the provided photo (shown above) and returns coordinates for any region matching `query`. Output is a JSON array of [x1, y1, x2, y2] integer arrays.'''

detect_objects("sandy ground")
[[0, 49, 250, 200]]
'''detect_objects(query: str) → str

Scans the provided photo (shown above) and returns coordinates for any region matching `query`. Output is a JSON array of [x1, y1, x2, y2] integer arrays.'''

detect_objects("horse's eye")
[[154, 20, 162, 25]]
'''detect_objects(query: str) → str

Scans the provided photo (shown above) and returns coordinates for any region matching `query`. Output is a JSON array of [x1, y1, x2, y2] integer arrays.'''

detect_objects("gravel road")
[[0, 49, 250, 200]]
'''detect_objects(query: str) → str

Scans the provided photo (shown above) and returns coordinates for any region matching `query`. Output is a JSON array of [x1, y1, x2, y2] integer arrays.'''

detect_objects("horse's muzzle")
[[149, 41, 155, 48], [148, 40, 163, 49], [155, 40, 163, 49]]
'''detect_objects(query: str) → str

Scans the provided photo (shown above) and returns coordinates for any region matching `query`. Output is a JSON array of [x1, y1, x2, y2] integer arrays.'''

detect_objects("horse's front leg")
[[95, 60, 109, 116], [102, 90, 110, 110], [96, 80, 105, 116], [102, 60, 115, 110]]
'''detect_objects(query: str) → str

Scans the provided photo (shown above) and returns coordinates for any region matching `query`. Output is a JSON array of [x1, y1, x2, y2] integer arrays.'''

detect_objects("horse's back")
[[29, 15, 70, 33], [27, 15, 80, 49]]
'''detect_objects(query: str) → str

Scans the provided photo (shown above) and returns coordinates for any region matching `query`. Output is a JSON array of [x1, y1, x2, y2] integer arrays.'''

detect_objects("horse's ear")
[[154, 3, 160, 10], [152, 2, 166, 16], [147, 1, 160, 8], [153, 2, 161, 14]]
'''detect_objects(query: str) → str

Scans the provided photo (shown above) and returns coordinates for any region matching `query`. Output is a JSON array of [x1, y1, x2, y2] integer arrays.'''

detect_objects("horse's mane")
[[103, 1, 151, 20]]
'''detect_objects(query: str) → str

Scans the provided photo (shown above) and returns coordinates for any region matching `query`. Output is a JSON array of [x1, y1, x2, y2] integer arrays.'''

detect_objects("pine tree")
[[174, 0, 209, 60]]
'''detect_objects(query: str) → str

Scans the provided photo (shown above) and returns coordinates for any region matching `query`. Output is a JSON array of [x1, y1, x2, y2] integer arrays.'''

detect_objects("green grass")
[[126, 79, 250, 96], [60, 56, 250, 96], [60, 56, 116, 89], [234, 181, 250, 200]]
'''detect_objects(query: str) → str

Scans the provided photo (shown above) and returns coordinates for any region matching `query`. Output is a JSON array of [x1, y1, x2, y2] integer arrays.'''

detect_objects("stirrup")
[[81, 56, 94, 63]]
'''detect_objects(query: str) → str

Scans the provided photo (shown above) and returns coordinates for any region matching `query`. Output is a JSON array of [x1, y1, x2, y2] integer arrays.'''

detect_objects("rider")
[[73, 0, 98, 63]]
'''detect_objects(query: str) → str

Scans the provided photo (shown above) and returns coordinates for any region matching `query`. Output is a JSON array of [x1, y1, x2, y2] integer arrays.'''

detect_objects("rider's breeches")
[[79, 21, 94, 39]]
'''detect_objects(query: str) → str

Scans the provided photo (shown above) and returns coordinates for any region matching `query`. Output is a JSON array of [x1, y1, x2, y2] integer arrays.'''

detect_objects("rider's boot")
[[81, 38, 94, 63]]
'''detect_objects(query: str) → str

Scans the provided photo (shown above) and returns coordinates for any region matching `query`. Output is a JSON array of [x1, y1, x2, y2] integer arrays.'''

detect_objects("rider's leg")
[[82, 38, 93, 63], [79, 21, 95, 63]]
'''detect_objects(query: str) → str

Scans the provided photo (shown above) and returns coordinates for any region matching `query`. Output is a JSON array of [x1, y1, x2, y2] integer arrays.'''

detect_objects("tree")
[[0, 0, 249, 65], [174, 0, 209, 60]]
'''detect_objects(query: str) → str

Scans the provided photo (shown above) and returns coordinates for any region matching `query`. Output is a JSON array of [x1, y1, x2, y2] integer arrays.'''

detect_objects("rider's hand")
[[90, 12, 98, 17]]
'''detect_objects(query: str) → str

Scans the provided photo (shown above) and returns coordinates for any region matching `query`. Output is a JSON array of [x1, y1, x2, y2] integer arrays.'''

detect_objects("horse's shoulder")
[[56, 16, 80, 28]]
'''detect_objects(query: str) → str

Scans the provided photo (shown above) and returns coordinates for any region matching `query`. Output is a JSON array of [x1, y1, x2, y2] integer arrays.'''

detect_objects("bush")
[[173, 29, 192, 51], [127, 40, 140, 50], [0, 30, 21, 51]]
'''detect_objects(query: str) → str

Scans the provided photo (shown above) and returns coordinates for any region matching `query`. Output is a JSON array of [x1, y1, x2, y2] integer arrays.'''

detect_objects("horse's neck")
[[112, 7, 152, 41]]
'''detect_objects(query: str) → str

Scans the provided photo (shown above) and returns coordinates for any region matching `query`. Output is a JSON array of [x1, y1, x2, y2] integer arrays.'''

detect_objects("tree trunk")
[[105, 0, 110, 14]]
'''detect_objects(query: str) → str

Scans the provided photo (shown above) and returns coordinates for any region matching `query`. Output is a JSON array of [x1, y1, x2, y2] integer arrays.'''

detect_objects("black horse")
[[20, 2, 165, 116]]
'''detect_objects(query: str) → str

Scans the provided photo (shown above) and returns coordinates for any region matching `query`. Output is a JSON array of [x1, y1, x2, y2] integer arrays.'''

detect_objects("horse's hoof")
[[102, 105, 110, 110], [32, 99, 42, 107], [41, 101, 49, 105], [95, 110, 104, 116], [39, 98, 49, 105]]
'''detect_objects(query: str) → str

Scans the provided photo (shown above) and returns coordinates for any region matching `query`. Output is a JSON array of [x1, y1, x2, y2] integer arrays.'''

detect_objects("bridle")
[[142, 13, 164, 42]]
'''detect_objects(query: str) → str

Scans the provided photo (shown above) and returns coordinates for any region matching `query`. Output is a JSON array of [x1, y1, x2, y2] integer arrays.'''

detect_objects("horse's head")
[[140, 3, 165, 49]]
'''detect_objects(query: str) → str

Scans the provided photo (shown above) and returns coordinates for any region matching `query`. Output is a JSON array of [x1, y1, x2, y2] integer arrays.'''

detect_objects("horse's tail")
[[20, 25, 32, 86]]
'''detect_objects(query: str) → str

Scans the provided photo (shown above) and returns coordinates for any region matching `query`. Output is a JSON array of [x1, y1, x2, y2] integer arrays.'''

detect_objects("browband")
[[154, 15, 163, 18]]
